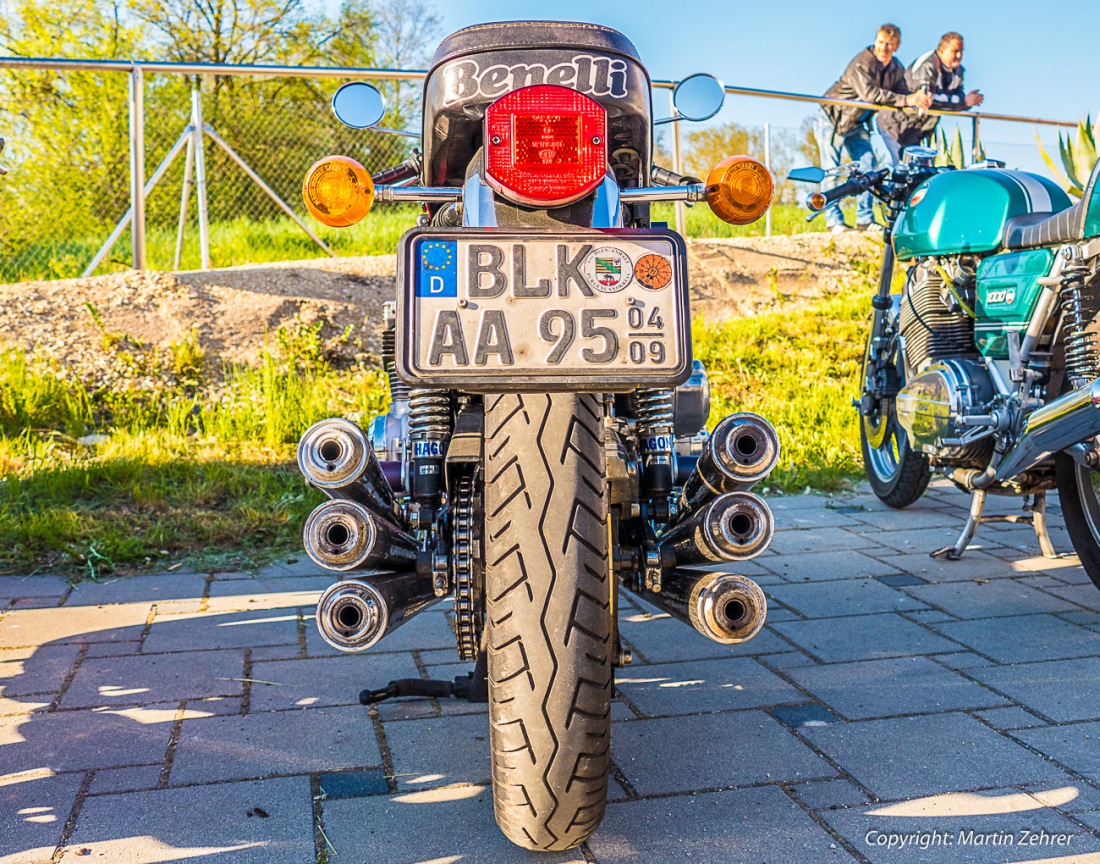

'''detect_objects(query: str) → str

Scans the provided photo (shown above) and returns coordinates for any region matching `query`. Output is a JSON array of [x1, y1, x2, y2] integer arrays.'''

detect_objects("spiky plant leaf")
[[933, 127, 951, 168], [1059, 130, 1085, 190], [1037, 129, 1083, 196], [949, 127, 966, 169], [1073, 115, 1096, 188]]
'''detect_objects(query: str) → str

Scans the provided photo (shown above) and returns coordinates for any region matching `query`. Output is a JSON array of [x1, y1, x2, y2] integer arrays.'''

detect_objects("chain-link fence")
[[0, 62, 422, 283], [0, 58, 1079, 283]]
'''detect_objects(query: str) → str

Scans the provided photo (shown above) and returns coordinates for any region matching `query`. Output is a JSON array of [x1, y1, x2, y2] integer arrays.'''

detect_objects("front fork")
[[860, 232, 900, 417]]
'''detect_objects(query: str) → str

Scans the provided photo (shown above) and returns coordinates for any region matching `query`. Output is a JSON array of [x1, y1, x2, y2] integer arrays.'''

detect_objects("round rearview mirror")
[[673, 74, 726, 122], [332, 82, 386, 129]]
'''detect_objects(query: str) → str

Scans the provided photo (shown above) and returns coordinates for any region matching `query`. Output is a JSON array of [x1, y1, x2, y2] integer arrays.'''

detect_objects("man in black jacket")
[[877, 32, 984, 164], [814, 24, 932, 232]]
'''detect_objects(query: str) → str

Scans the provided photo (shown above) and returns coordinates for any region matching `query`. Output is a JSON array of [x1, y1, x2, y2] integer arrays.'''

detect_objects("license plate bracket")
[[395, 227, 691, 391]]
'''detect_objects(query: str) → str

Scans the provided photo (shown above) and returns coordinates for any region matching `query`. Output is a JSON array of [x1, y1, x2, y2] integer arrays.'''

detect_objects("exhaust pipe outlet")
[[297, 418, 396, 517], [659, 491, 774, 565], [994, 378, 1100, 481], [303, 499, 417, 572], [680, 413, 779, 515], [634, 570, 767, 644], [316, 573, 440, 652]]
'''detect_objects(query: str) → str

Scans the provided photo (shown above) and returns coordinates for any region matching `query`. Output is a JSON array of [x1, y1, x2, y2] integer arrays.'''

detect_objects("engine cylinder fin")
[[900, 261, 976, 373]]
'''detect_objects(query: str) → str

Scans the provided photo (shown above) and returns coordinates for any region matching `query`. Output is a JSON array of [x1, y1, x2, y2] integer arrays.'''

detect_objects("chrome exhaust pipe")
[[633, 570, 767, 644], [297, 418, 396, 517], [680, 413, 779, 515], [994, 378, 1100, 481], [659, 491, 774, 566], [303, 499, 417, 572], [316, 573, 440, 652]]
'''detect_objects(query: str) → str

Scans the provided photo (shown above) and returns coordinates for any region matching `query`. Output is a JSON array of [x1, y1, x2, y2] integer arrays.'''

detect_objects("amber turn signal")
[[809, 191, 827, 211], [303, 155, 375, 227], [705, 156, 774, 225]]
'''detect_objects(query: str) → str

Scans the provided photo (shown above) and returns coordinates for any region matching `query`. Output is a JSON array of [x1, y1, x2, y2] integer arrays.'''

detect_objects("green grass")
[[1, 205, 421, 283], [694, 281, 870, 492], [0, 262, 877, 578], [0, 326, 389, 579], [4, 202, 853, 283], [652, 201, 833, 238]]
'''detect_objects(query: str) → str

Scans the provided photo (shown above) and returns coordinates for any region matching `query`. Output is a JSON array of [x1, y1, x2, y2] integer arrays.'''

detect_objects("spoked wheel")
[[859, 326, 931, 508], [482, 392, 612, 850], [1055, 453, 1100, 590]]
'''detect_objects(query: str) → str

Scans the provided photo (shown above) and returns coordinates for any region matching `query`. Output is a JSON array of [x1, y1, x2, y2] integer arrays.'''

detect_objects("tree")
[[0, 0, 146, 278], [683, 121, 805, 205]]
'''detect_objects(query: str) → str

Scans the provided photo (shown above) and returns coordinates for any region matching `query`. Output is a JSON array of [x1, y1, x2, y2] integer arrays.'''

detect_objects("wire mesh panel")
[[0, 66, 133, 282], [0, 66, 424, 282], [140, 72, 419, 273]]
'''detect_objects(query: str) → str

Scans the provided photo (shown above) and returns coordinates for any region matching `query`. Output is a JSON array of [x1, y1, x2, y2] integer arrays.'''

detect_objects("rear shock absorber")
[[636, 388, 675, 522], [1059, 249, 1099, 389], [407, 389, 451, 526], [382, 303, 412, 407]]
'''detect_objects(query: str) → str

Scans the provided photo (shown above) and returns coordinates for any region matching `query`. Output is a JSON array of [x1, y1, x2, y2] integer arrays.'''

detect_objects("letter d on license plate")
[[395, 228, 691, 391]]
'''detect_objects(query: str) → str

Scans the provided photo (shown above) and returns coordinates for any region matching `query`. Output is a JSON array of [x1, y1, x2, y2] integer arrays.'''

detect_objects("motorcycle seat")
[[1004, 203, 1089, 249], [431, 21, 642, 67], [1005, 160, 1100, 250]]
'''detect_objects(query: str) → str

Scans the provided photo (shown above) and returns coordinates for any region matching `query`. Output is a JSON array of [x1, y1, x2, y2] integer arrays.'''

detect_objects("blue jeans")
[[875, 116, 927, 166], [813, 109, 875, 227]]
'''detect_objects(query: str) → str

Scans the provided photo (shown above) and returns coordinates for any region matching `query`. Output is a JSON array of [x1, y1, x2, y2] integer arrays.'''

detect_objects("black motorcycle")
[[296, 22, 779, 850]]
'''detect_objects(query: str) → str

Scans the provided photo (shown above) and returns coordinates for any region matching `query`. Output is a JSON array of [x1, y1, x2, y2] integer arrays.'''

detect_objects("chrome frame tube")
[[375, 184, 463, 203]]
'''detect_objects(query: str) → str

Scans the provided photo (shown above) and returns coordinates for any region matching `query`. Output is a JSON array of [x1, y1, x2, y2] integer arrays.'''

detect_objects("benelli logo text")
[[443, 55, 629, 105]]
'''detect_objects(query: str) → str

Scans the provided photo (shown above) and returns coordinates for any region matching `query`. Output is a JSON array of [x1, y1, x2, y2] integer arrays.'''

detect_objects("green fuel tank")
[[892, 169, 1071, 260]]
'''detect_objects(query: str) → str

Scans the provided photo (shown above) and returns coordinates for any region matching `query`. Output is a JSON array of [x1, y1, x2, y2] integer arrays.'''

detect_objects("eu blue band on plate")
[[417, 240, 457, 298]]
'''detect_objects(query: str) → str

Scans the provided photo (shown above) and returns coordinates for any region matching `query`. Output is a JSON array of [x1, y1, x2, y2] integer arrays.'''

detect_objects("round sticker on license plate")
[[397, 229, 691, 391]]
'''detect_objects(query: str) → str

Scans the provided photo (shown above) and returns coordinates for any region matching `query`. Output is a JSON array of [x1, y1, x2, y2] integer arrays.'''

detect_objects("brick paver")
[[3, 481, 1100, 862]]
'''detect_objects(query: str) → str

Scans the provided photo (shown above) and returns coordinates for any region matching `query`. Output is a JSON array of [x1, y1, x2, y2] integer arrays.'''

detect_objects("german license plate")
[[395, 228, 690, 391]]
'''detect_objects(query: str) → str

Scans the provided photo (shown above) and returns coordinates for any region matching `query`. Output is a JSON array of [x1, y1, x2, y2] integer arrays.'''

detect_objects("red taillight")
[[484, 84, 607, 207]]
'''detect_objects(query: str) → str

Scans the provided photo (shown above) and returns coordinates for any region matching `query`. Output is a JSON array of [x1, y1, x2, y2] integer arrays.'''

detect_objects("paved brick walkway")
[[3, 482, 1100, 863]]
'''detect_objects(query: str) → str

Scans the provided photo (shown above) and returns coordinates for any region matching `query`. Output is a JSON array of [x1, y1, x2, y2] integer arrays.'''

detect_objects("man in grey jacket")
[[814, 24, 932, 232], [877, 32, 984, 164]]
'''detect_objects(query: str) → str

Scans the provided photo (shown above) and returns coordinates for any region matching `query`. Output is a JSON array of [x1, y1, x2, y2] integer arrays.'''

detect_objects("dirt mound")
[[0, 233, 877, 385]]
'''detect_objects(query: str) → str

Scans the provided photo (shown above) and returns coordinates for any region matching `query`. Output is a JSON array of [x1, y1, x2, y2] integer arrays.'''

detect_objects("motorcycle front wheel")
[[1054, 453, 1100, 591], [859, 327, 931, 508], [483, 392, 611, 850]]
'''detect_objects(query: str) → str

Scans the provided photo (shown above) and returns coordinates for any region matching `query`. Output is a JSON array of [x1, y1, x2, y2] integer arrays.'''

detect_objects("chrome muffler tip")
[[680, 413, 780, 513], [303, 499, 417, 572], [659, 491, 775, 566], [297, 418, 396, 514], [628, 569, 768, 645], [689, 572, 767, 645], [704, 491, 775, 561], [316, 579, 387, 652]]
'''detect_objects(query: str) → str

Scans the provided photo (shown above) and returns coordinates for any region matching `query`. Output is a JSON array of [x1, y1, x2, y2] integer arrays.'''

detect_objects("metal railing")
[[0, 56, 1079, 281]]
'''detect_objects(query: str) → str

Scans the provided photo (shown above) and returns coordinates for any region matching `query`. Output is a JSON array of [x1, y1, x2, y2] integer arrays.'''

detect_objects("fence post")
[[191, 86, 211, 269], [128, 62, 146, 269], [764, 123, 772, 238], [971, 115, 982, 163], [670, 88, 685, 237]]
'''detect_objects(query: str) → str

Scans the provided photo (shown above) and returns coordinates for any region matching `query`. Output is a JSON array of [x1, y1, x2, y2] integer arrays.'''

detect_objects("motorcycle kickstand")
[[931, 489, 987, 560], [1028, 492, 1058, 559], [359, 650, 489, 706], [931, 490, 1060, 561]]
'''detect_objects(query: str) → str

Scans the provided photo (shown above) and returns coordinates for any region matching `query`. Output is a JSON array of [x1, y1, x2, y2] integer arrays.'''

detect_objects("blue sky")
[[371, 0, 1098, 178]]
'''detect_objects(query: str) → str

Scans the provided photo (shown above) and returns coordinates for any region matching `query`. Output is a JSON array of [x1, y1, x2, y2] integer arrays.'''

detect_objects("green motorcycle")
[[792, 148, 1100, 585]]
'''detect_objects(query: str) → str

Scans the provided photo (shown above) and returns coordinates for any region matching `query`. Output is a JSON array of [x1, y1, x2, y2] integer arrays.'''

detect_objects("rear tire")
[[1055, 453, 1100, 591], [483, 393, 612, 851]]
